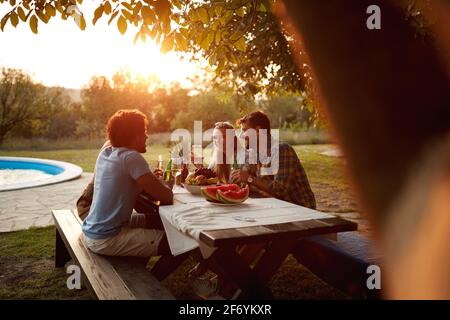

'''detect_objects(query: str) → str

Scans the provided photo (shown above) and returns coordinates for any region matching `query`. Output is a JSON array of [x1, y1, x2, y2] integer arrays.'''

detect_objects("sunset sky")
[[0, 1, 203, 89]]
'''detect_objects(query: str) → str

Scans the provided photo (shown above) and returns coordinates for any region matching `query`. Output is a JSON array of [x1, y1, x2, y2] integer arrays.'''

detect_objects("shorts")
[[83, 227, 165, 258]]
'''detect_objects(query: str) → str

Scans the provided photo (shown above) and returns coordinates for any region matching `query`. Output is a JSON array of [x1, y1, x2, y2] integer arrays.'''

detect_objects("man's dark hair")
[[106, 109, 148, 148], [237, 110, 271, 134]]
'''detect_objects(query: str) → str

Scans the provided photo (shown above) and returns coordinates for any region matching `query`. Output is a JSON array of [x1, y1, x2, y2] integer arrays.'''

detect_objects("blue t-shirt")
[[82, 147, 151, 239]]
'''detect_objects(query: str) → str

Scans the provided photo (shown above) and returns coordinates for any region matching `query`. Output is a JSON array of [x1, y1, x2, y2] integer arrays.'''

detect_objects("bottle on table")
[[180, 162, 189, 183], [232, 156, 239, 170], [164, 157, 173, 182], [157, 155, 163, 171]]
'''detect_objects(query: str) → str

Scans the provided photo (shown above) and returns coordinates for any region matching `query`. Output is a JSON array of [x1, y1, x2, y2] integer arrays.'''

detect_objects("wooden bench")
[[293, 231, 382, 299], [52, 209, 175, 300]]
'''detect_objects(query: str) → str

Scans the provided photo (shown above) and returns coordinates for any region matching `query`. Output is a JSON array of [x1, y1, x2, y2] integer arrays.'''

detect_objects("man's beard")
[[139, 145, 147, 153]]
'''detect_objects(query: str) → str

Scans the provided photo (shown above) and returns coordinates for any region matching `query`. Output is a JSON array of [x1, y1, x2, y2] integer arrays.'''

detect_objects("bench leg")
[[55, 228, 71, 268]]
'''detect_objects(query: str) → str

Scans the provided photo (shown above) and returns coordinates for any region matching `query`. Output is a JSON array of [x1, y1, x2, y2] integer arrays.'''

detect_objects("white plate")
[[182, 183, 203, 194], [206, 199, 247, 206]]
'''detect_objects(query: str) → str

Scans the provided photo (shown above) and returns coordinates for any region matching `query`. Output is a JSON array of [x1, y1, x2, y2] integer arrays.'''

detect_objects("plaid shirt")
[[256, 143, 316, 209]]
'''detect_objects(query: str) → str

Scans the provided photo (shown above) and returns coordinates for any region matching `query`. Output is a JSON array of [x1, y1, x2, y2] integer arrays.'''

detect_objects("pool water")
[[0, 157, 82, 191], [0, 169, 54, 186]]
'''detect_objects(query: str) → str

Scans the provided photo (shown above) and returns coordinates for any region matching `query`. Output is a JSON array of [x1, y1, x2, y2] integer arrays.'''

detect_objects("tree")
[[170, 88, 241, 131], [0, 0, 428, 125], [0, 68, 48, 145], [0, 0, 308, 106], [259, 92, 313, 129]]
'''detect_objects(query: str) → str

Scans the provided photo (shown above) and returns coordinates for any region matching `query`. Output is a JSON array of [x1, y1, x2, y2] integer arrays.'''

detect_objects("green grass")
[[294, 145, 346, 188], [0, 145, 173, 172], [0, 144, 354, 299], [0, 226, 92, 299]]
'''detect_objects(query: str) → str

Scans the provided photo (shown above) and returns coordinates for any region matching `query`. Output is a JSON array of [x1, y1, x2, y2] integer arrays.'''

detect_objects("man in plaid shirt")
[[231, 111, 316, 209]]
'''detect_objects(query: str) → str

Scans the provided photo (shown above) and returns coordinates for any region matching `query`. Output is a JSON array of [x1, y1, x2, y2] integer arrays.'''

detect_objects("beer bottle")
[[232, 157, 239, 170], [164, 157, 173, 182]]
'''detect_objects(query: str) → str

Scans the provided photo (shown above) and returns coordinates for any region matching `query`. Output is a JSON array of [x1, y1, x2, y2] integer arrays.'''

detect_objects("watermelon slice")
[[217, 185, 249, 204], [201, 184, 240, 202]]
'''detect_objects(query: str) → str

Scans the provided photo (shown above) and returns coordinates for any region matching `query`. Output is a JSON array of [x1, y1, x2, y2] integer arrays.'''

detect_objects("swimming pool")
[[0, 157, 83, 191]]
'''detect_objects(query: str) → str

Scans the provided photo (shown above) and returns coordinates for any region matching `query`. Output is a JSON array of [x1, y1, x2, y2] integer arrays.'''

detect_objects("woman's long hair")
[[211, 122, 237, 184]]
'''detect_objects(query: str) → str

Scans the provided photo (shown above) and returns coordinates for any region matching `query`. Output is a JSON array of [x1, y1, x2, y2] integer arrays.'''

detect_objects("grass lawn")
[[0, 144, 359, 299]]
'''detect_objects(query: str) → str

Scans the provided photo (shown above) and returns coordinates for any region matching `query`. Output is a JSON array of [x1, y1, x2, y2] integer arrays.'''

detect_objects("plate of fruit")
[[183, 168, 219, 194], [200, 184, 249, 205]]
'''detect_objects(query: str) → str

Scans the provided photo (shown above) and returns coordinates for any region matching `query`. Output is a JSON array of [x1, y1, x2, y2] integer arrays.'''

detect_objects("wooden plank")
[[53, 210, 137, 299], [199, 217, 357, 247], [106, 257, 174, 300], [53, 210, 176, 300]]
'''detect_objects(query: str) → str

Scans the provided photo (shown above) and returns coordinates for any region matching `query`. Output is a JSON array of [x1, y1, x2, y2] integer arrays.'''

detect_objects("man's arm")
[[137, 172, 174, 205], [231, 146, 292, 197]]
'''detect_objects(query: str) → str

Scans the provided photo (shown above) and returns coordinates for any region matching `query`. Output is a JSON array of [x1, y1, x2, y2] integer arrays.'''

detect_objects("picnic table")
[[158, 186, 357, 299]]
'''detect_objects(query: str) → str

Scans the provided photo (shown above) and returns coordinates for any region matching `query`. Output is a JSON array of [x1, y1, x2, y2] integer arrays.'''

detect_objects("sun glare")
[[0, 1, 203, 89]]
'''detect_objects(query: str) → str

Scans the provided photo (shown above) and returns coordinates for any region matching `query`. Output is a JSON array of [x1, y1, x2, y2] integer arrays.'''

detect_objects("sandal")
[[191, 275, 219, 299]]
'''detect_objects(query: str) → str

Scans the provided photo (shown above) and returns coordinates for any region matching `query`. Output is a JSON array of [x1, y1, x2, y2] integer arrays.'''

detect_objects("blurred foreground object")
[[276, 0, 450, 299]]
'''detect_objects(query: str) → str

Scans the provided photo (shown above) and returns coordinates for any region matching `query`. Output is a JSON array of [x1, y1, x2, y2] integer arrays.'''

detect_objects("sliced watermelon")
[[201, 184, 240, 202], [217, 185, 249, 204]]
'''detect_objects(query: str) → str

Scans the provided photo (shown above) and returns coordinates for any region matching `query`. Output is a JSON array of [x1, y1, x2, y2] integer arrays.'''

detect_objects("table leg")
[[206, 241, 291, 299], [252, 238, 293, 286], [151, 251, 191, 281]]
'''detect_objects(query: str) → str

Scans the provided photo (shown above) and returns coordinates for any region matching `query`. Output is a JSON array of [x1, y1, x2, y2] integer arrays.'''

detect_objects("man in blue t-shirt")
[[82, 109, 173, 257]]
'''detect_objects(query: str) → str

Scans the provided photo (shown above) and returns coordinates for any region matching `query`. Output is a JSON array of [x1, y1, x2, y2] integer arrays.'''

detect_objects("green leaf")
[[29, 14, 38, 34], [235, 7, 245, 18], [36, 10, 49, 23], [78, 15, 86, 30], [10, 12, 18, 27], [173, 0, 182, 10], [121, 9, 133, 21], [258, 3, 267, 12], [104, 1, 112, 14], [211, 20, 220, 31], [140, 31, 146, 42], [55, 2, 63, 14], [141, 6, 155, 24], [160, 35, 173, 53], [216, 58, 225, 74], [200, 32, 214, 50], [162, 17, 171, 34], [175, 32, 187, 51], [121, 2, 133, 11], [230, 31, 241, 41], [45, 4, 56, 17], [133, 31, 140, 44], [17, 7, 26, 21], [214, 5, 223, 17], [0, 14, 9, 31], [215, 30, 221, 44], [198, 7, 209, 24], [133, 2, 142, 15], [117, 15, 127, 35], [93, 5, 104, 25], [189, 9, 199, 22], [220, 11, 232, 26], [235, 36, 247, 52], [108, 10, 119, 25], [208, 53, 216, 66]]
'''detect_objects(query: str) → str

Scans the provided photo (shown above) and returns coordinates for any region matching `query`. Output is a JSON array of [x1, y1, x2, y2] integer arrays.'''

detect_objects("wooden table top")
[[168, 185, 357, 247]]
